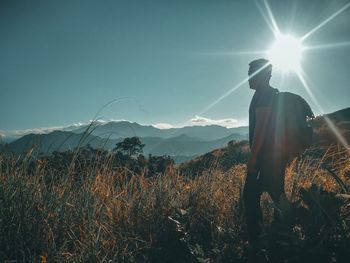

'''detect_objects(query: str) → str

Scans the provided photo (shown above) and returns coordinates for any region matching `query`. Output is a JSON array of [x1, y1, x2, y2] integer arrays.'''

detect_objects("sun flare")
[[267, 34, 304, 72]]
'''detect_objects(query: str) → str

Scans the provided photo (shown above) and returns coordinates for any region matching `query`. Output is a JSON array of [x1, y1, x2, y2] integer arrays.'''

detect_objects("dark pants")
[[243, 153, 288, 243]]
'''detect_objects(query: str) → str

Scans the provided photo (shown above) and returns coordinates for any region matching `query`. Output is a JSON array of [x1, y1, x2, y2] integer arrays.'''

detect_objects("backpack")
[[269, 91, 314, 158]]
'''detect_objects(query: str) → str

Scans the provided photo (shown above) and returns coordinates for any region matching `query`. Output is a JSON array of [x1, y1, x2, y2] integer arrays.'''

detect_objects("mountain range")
[[2, 107, 349, 164], [0, 122, 249, 163]]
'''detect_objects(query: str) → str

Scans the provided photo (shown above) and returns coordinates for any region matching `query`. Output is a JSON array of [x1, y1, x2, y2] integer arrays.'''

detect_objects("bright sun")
[[267, 34, 304, 72]]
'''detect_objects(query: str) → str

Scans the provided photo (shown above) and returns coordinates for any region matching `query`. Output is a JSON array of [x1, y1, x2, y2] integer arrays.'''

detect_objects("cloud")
[[1, 123, 86, 139], [88, 118, 130, 124], [2, 119, 131, 138], [152, 123, 175, 129], [190, 115, 239, 128]]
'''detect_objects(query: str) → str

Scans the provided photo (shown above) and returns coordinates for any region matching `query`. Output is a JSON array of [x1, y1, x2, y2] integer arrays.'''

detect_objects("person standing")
[[243, 58, 289, 244]]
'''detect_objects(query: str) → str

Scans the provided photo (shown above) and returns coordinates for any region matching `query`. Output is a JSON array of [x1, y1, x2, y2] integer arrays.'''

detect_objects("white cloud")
[[190, 115, 239, 128], [3, 119, 132, 138], [152, 123, 175, 129], [88, 118, 130, 124], [1, 119, 127, 138], [1, 123, 85, 139]]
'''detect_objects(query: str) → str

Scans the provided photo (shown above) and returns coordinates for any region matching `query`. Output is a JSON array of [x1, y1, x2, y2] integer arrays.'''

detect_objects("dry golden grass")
[[0, 145, 349, 262]]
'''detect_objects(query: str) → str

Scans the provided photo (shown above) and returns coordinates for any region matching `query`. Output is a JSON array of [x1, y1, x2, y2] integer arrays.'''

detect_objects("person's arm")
[[247, 107, 272, 173]]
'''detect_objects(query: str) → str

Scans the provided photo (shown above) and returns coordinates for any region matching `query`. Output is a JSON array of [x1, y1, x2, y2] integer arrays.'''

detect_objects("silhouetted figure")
[[243, 60, 314, 263], [243, 59, 289, 245]]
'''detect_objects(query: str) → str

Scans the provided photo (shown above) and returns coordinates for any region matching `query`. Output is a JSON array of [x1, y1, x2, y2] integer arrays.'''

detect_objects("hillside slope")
[[180, 107, 350, 175]]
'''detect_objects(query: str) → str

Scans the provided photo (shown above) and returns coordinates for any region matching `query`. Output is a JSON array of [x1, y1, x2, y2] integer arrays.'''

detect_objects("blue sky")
[[1, 0, 350, 132]]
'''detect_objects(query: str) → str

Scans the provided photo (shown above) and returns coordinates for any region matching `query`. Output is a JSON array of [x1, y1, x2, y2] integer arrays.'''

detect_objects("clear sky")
[[1, 0, 350, 131]]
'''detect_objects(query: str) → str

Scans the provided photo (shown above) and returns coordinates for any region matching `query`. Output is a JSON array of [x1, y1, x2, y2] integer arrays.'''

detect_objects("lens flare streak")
[[197, 62, 271, 116], [263, 0, 280, 36], [303, 41, 350, 51], [255, 0, 280, 37], [296, 69, 350, 151], [301, 2, 350, 41], [195, 50, 266, 56]]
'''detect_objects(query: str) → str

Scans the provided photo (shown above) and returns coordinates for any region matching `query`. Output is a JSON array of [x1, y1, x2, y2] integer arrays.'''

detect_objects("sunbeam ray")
[[197, 77, 249, 117], [303, 41, 350, 51], [301, 2, 350, 41], [197, 62, 270, 116], [255, 0, 280, 37], [296, 68, 350, 151], [193, 50, 266, 56], [263, 0, 280, 36]]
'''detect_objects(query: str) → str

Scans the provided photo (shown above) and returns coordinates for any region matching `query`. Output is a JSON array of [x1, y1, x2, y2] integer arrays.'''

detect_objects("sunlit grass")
[[0, 145, 349, 262]]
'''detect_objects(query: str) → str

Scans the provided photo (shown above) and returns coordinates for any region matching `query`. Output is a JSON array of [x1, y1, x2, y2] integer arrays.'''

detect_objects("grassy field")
[[1, 145, 350, 262]]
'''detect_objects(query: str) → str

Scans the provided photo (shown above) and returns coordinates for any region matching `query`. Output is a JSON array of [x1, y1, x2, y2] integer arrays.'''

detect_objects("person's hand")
[[247, 155, 257, 174]]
